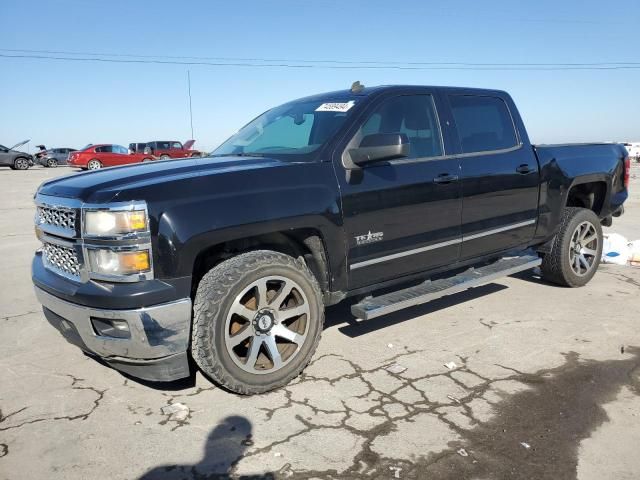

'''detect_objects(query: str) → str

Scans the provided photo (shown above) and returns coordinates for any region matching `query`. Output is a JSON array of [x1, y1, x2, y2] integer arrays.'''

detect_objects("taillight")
[[624, 155, 630, 189]]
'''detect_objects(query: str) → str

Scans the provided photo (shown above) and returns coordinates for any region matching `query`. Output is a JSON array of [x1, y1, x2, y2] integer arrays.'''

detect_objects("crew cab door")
[[445, 93, 539, 259], [335, 92, 462, 289]]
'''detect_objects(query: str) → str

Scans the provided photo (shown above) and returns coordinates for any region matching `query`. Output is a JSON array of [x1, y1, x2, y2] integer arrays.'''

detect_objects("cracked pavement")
[[2, 167, 640, 480]]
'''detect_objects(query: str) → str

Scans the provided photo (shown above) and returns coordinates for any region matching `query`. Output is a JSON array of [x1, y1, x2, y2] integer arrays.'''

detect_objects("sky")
[[0, 0, 639, 152]]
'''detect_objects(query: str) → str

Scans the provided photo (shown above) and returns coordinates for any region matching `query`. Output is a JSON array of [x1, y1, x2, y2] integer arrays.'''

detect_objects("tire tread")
[[191, 250, 323, 395]]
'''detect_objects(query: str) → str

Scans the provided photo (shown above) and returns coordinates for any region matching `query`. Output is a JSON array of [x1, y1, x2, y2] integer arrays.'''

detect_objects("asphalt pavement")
[[1, 165, 639, 480]]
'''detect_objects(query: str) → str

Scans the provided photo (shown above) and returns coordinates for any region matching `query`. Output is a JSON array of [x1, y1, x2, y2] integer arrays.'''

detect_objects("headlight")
[[87, 249, 151, 277], [84, 210, 147, 237]]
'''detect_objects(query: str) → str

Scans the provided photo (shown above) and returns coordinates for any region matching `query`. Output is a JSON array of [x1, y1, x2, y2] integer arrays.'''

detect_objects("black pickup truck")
[[32, 84, 629, 394]]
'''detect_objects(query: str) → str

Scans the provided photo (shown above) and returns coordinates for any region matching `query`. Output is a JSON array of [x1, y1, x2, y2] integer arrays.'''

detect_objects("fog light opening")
[[91, 317, 131, 339]]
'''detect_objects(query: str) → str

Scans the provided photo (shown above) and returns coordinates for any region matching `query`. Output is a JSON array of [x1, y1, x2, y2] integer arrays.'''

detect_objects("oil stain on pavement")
[[361, 348, 640, 480]]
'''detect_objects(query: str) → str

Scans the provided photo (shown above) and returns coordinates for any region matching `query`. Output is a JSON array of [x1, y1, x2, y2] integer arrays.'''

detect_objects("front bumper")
[[34, 286, 192, 382]]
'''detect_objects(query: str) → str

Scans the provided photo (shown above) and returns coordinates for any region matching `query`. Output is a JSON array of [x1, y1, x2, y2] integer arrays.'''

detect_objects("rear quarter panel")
[[532, 143, 628, 243]]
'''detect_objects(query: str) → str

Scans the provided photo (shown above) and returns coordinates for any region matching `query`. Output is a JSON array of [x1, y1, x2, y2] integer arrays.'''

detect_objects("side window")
[[356, 95, 443, 159], [159, 142, 170, 150], [171, 142, 182, 149], [449, 95, 518, 153], [95, 146, 109, 153]]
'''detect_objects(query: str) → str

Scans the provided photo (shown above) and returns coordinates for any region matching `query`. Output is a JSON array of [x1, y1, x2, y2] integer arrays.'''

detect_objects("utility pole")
[[187, 70, 194, 139]]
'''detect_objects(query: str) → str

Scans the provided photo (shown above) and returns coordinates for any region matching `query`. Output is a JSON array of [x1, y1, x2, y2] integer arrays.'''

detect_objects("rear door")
[[336, 91, 463, 289], [446, 93, 539, 260], [112, 145, 136, 165]]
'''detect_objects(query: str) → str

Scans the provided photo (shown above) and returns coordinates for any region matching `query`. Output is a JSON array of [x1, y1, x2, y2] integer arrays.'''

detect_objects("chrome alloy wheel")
[[87, 159, 101, 170], [224, 275, 310, 374], [569, 220, 599, 276], [15, 158, 29, 170]]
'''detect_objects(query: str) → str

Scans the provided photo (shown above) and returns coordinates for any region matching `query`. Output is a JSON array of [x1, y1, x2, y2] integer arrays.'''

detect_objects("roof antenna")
[[351, 81, 364, 93]]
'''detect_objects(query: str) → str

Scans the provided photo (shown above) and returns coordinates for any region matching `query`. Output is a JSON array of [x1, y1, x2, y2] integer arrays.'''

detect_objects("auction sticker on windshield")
[[316, 100, 355, 112]]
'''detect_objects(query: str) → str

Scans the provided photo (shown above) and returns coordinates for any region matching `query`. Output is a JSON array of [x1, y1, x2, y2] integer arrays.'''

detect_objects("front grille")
[[37, 205, 77, 232], [42, 243, 81, 280]]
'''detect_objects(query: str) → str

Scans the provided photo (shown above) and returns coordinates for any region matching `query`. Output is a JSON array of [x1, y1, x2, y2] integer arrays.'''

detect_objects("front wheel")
[[192, 250, 324, 394], [13, 157, 30, 170], [160, 154, 170, 160], [540, 207, 603, 287]]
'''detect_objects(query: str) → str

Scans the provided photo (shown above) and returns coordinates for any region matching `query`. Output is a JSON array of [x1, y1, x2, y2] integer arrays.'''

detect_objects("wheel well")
[[191, 229, 331, 297], [566, 181, 606, 215]]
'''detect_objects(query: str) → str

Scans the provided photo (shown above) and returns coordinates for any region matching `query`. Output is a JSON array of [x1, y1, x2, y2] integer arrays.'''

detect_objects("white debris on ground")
[[520, 442, 531, 449], [161, 402, 189, 421], [386, 363, 407, 374], [444, 361, 458, 370], [602, 233, 640, 266]]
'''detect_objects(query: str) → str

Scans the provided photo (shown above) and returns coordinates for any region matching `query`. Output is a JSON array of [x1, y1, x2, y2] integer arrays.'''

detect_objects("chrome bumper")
[[34, 286, 191, 360]]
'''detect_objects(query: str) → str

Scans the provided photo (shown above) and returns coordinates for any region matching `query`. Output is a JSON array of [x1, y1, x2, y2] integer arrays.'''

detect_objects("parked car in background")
[[143, 140, 202, 159], [0, 140, 33, 170], [38, 148, 77, 167], [623, 142, 640, 161], [68, 144, 154, 170], [128, 143, 147, 154]]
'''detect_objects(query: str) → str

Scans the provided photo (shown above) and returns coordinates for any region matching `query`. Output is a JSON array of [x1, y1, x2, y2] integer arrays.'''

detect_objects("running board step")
[[351, 254, 541, 320]]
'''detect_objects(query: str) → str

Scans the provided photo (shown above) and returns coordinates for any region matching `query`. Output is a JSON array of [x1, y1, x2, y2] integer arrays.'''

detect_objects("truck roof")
[[293, 84, 509, 104]]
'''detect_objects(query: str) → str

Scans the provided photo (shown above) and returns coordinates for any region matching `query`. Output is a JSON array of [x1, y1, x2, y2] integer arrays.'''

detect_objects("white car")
[[624, 142, 640, 161]]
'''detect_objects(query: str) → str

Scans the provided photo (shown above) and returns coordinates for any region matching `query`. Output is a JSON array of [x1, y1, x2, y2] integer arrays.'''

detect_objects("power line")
[[2, 52, 640, 71], [1, 48, 639, 67]]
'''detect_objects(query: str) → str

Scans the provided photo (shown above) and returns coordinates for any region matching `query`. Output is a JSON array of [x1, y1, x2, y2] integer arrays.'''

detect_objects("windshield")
[[212, 98, 357, 161]]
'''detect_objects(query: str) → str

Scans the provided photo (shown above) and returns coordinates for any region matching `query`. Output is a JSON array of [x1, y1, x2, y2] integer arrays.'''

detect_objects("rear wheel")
[[192, 250, 324, 394], [46, 158, 58, 168], [142, 158, 152, 162], [540, 207, 603, 287], [13, 157, 30, 170], [87, 159, 102, 170]]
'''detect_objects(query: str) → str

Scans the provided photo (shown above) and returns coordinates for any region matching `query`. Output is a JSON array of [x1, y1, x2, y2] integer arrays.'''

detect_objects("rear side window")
[[95, 145, 112, 153], [449, 95, 518, 153]]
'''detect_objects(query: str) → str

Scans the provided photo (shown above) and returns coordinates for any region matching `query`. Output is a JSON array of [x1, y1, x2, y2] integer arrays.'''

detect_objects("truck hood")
[[37, 156, 289, 203]]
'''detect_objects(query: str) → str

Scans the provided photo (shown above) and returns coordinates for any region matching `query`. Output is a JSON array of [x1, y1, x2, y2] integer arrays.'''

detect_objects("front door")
[[446, 94, 539, 260], [0, 145, 11, 166], [335, 93, 463, 289]]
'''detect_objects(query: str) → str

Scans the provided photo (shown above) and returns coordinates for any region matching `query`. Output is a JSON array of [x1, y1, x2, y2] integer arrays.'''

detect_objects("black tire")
[[540, 207, 603, 287], [13, 157, 30, 170], [192, 250, 324, 394]]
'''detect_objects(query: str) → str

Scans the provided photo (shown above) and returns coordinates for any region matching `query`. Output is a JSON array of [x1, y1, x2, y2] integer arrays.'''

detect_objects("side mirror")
[[348, 133, 410, 167]]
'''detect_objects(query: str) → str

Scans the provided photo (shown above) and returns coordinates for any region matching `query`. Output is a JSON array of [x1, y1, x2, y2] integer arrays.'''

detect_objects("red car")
[[68, 144, 155, 170], [143, 140, 202, 159]]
